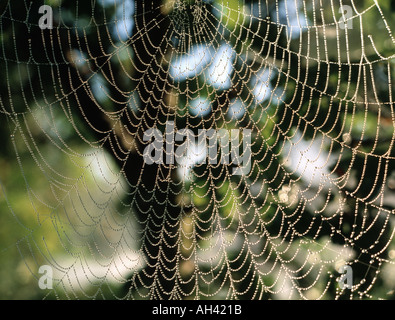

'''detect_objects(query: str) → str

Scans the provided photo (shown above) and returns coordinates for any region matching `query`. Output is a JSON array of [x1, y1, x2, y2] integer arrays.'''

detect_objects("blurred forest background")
[[1, 0, 395, 300]]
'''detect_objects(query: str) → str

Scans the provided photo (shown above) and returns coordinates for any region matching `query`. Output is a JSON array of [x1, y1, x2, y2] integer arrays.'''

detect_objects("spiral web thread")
[[1, 0, 395, 300]]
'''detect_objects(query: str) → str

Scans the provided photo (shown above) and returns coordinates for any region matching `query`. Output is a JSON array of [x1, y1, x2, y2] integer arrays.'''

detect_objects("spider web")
[[1, 0, 395, 300]]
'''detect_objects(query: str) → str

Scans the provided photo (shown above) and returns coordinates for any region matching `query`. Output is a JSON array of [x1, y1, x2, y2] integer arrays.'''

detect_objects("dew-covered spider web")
[[1, 0, 395, 300]]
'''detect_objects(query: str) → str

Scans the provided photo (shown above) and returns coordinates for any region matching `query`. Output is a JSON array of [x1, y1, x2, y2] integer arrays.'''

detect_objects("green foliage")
[[1, 0, 395, 300]]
